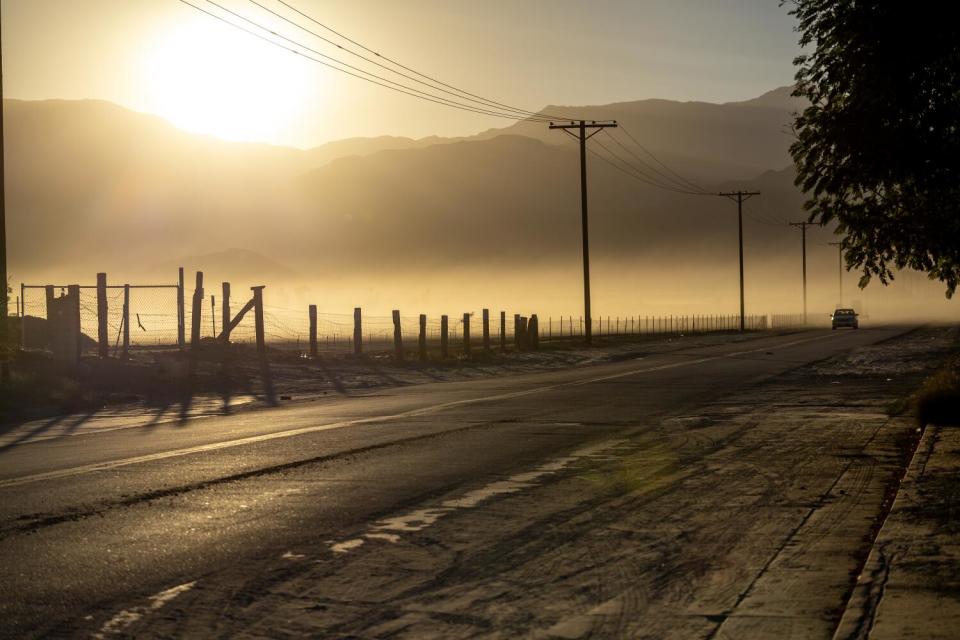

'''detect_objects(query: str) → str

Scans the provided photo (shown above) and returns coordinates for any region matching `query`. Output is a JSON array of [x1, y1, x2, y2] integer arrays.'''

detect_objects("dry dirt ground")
[[2, 331, 784, 448], [836, 420, 960, 639], [99, 327, 958, 639]]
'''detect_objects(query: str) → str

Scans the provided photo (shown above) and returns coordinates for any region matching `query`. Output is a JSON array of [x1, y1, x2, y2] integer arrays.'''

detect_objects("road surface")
[[0, 327, 933, 638]]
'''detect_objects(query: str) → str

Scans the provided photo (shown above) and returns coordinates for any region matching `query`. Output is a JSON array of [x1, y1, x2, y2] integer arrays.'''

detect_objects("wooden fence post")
[[482, 308, 490, 351], [530, 314, 539, 350], [96, 272, 108, 359], [177, 267, 185, 350], [500, 311, 506, 351], [122, 284, 130, 359], [519, 317, 528, 351], [513, 314, 521, 351], [191, 271, 203, 352], [393, 310, 404, 361], [419, 314, 427, 361], [440, 315, 449, 359], [222, 282, 231, 343], [251, 286, 266, 357], [44, 285, 54, 317], [353, 307, 362, 356], [463, 312, 471, 357], [309, 304, 318, 358], [68, 285, 81, 361]]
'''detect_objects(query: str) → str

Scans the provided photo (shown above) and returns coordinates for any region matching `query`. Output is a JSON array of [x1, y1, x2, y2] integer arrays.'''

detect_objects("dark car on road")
[[831, 308, 859, 329]]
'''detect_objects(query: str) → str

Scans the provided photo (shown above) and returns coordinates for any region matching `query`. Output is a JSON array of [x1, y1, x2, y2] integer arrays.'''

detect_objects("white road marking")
[[330, 538, 365, 554], [328, 439, 631, 553], [92, 580, 196, 638], [1, 332, 843, 489]]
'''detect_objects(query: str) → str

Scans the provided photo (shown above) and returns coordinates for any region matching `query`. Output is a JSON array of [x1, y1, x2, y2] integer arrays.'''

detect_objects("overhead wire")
[[202, 0, 555, 121], [245, 0, 571, 121], [587, 137, 706, 196], [601, 129, 708, 194], [744, 193, 791, 226], [617, 124, 708, 194], [175, 0, 554, 122], [176, 0, 737, 204]]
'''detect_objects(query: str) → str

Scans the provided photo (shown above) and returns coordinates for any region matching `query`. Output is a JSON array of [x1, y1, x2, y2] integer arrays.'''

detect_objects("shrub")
[[915, 365, 960, 427]]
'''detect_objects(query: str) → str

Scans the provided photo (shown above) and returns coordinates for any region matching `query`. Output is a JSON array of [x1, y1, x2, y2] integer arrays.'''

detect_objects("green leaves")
[[788, 1, 960, 296]]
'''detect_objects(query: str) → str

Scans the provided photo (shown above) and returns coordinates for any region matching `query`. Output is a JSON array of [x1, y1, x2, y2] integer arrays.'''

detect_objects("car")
[[831, 308, 859, 329]]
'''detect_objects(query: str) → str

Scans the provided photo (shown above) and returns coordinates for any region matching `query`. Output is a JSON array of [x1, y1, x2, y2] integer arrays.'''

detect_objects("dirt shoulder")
[[0, 329, 796, 442], [834, 421, 960, 639], [114, 327, 957, 639]]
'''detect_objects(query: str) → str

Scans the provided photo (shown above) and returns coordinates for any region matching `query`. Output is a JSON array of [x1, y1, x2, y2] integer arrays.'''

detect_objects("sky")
[[2, 0, 801, 148]]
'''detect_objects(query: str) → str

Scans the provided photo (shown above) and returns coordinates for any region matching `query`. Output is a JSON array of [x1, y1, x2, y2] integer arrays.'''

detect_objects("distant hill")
[[301, 135, 457, 168], [294, 135, 804, 270], [471, 85, 804, 179], [5, 89, 807, 283]]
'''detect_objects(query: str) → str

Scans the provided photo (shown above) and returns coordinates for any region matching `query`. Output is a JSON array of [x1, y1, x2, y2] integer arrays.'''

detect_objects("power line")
[[596, 130, 706, 194], [244, 0, 569, 121], [602, 128, 708, 194], [175, 0, 554, 122], [745, 192, 791, 225], [588, 137, 705, 195], [201, 0, 554, 121], [618, 124, 707, 194]]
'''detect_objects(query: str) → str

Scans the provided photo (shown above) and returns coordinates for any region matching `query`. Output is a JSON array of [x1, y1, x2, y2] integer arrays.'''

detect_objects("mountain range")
[[11, 86, 955, 319], [7, 86, 805, 279]]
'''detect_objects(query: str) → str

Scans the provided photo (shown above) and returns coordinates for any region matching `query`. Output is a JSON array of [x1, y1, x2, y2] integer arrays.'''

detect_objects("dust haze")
[[8, 89, 955, 324]]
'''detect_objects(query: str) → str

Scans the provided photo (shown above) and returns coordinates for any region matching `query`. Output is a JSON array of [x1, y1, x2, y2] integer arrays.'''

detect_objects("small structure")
[[45, 285, 81, 362]]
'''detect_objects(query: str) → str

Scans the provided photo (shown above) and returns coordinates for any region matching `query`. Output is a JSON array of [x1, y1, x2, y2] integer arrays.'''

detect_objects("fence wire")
[[19, 281, 813, 357]]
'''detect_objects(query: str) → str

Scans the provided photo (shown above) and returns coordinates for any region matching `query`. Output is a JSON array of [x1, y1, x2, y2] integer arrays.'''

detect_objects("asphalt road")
[[0, 328, 919, 638]]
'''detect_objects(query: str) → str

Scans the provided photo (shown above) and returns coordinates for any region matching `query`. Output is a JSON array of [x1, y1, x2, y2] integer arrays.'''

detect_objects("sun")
[[140, 17, 318, 143]]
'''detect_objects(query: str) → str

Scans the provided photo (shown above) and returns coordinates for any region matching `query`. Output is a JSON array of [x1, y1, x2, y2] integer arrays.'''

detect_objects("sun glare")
[[140, 19, 318, 143]]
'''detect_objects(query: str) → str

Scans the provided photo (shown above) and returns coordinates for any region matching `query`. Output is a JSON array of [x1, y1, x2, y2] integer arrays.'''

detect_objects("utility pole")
[[789, 222, 813, 325], [0, 17, 9, 384], [716, 191, 760, 331], [828, 241, 843, 307], [549, 119, 618, 346]]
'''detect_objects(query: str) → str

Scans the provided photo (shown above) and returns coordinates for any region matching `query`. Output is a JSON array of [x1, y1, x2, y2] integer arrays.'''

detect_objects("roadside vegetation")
[[915, 359, 960, 427]]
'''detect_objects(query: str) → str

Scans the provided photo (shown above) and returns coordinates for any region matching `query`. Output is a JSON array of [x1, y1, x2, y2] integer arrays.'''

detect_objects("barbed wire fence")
[[18, 274, 814, 360]]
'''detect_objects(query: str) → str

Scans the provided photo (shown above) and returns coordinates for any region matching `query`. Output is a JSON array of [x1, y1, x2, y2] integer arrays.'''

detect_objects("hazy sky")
[[2, 0, 800, 148]]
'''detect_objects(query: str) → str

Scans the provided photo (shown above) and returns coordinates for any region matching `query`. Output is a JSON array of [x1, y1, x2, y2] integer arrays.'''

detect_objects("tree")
[[788, 1, 960, 295]]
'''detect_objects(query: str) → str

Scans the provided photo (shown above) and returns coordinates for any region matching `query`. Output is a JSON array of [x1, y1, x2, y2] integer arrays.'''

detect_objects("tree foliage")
[[788, 1, 960, 295]]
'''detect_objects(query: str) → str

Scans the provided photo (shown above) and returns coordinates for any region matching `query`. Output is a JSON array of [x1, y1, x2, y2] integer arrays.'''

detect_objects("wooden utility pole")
[[828, 241, 843, 307], [716, 191, 760, 331], [549, 119, 618, 346], [0, 21, 7, 382], [790, 222, 813, 325]]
